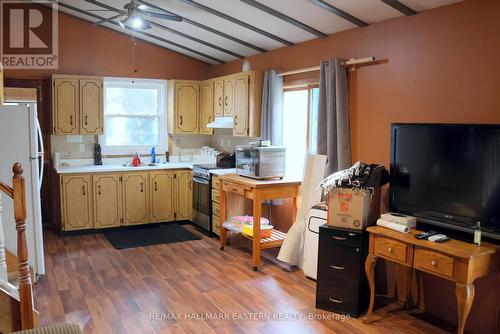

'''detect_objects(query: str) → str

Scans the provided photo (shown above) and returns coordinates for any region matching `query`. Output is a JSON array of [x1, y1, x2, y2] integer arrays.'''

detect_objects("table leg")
[[220, 185, 227, 251], [456, 283, 474, 334], [364, 253, 378, 323], [292, 194, 298, 224], [397, 265, 412, 308], [252, 193, 262, 271]]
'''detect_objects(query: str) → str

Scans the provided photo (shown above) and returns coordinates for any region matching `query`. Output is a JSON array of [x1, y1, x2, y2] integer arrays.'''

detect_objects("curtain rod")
[[277, 57, 378, 77]]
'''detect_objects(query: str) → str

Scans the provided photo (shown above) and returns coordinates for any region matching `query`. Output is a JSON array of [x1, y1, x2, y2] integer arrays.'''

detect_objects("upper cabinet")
[[213, 79, 224, 117], [168, 71, 263, 137], [80, 78, 103, 135], [52, 75, 103, 135], [199, 80, 214, 135], [167, 80, 199, 135]]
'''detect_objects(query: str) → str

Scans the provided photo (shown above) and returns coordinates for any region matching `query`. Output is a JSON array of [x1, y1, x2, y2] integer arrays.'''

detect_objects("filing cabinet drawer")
[[414, 248, 454, 279], [374, 236, 409, 264], [316, 280, 359, 316], [321, 225, 365, 248], [318, 243, 362, 281], [212, 188, 220, 203]]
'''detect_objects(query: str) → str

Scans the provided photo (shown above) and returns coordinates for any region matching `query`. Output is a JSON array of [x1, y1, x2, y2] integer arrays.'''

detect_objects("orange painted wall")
[[4, 7, 211, 80], [211, 0, 500, 332]]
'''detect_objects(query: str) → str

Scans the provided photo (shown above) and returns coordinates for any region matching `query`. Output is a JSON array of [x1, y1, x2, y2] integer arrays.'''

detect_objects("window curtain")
[[317, 58, 351, 176], [260, 70, 284, 145]]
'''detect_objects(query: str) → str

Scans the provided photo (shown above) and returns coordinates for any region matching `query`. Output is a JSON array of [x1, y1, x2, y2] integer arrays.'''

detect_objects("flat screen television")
[[390, 123, 500, 241]]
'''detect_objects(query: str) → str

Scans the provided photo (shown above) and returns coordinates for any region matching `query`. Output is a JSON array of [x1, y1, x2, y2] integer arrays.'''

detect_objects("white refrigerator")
[[0, 103, 45, 277]]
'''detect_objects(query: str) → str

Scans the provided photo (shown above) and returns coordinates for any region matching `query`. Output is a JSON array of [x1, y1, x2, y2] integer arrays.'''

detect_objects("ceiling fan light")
[[132, 16, 143, 29]]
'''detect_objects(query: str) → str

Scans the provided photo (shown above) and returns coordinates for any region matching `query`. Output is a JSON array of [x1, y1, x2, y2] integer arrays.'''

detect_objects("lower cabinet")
[[59, 169, 192, 231], [122, 172, 149, 226], [61, 175, 93, 231], [174, 170, 193, 220], [93, 174, 122, 229], [150, 171, 175, 222]]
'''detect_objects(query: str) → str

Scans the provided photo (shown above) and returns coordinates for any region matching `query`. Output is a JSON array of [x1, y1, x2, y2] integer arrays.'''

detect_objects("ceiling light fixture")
[[118, 15, 151, 30]]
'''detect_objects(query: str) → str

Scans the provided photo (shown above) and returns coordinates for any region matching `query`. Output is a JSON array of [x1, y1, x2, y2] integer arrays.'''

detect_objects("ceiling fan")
[[87, 0, 183, 30]]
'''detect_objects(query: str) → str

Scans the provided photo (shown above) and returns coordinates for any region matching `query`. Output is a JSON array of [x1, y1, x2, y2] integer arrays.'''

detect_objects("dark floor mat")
[[104, 223, 201, 249]]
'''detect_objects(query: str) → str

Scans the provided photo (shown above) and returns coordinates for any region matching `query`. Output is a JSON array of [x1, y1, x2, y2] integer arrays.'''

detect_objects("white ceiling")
[[53, 0, 463, 65]]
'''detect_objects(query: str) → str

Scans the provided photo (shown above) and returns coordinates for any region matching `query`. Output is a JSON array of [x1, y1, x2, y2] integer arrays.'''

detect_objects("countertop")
[[219, 173, 302, 187], [56, 162, 193, 174], [209, 168, 236, 176]]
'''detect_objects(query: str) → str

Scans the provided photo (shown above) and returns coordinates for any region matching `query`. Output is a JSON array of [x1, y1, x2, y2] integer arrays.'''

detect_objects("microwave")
[[235, 145, 286, 179]]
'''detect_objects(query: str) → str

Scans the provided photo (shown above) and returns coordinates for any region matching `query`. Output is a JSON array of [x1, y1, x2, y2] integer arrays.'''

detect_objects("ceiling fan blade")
[[87, 9, 114, 12], [136, 9, 183, 22], [93, 13, 125, 26]]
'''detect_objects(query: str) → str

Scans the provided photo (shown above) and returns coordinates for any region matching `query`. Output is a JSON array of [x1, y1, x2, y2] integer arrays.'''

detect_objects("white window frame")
[[99, 77, 167, 155]]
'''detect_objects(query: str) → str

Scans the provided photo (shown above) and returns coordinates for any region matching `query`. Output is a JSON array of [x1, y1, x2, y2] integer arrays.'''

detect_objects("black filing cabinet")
[[315, 225, 369, 317]]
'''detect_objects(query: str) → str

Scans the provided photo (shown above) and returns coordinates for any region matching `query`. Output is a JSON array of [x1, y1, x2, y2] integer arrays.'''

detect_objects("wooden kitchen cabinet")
[[60, 175, 93, 231], [233, 74, 250, 136], [122, 172, 150, 226], [53, 77, 79, 135], [213, 79, 224, 117], [167, 80, 200, 134], [80, 78, 103, 135], [199, 80, 214, 135], [150, 171, 175, 223], [52, 74, 103, 135], [223, 77, 235, 116], [174, 170, 192, 220], [93, 174, 122, 229]]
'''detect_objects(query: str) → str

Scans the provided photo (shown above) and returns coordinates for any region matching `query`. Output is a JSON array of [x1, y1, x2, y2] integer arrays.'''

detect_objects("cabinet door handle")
[[189, 181, 192, 190], [70, 115, 73, 126], [330, 265, 344, 270], [329, 298, 343, 304], [332, 235, 346, 241], [234, 115, 238, 126], [179, 115, 183, 126], [218, 97, 222, 107], [82, 185, 86, 196], [208, 116, 211, 123], [224, 96, 228, 107], [140, 182, 144, 193], [84, 115, 88, 126], [98, 184, 101, 195], [155, 181, 158, 192]]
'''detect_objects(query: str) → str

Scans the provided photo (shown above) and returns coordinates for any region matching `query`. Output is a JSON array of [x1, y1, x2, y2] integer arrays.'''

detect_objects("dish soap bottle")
[[151, 146, 156, 164], [474, 221, 482, 245]]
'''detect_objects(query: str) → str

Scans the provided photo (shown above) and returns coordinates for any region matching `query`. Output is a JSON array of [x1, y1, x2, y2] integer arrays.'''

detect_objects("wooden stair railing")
[[0, 163, 35, 331]]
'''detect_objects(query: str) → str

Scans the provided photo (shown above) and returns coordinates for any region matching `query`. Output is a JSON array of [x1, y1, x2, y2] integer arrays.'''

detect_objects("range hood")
[[206, 116, 234, 129]]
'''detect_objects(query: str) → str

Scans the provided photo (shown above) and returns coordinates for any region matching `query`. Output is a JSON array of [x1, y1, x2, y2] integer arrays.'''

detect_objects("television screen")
[[390, 124, 500, 234]]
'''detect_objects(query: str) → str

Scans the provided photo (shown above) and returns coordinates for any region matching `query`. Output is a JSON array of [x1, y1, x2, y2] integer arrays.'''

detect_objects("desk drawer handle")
[[388, 247, 393, 253], [329, 298, 343, 304], [332, 236, 346, 241], [431, 260, 437, 266], [330, 265, 344, 270]]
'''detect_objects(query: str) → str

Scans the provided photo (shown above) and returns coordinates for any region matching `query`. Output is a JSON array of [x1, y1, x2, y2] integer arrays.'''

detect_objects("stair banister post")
[[12, 163, 34, 330], [0, 192, 7, 281]]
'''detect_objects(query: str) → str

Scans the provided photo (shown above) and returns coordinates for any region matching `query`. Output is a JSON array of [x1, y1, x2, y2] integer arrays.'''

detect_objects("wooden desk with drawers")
[[364, 226, 499, 334]]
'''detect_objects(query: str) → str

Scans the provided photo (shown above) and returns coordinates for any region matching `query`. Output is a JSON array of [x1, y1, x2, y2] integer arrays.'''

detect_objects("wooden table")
[[219, 174, 301, 271], [364, 226, 499, 334]]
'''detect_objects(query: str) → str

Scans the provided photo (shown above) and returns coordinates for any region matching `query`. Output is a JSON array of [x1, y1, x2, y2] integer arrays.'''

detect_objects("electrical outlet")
[[79, 144, 85, 152]]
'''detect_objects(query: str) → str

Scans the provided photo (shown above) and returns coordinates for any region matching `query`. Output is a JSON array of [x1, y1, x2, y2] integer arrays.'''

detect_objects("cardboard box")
[[328, 187, 381, 230]]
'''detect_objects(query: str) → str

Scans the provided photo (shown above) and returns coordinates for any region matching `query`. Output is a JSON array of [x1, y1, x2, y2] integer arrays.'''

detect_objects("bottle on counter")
[[474, 221, 482, 246], [132, 153, 141, 167], [151, 146, 156, 164], [94, 144, 103, 166]]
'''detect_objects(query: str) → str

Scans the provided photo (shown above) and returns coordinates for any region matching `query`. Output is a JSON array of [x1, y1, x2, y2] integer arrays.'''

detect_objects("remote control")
[[435, 236, 451, 243], [415, 231, 437, 240]]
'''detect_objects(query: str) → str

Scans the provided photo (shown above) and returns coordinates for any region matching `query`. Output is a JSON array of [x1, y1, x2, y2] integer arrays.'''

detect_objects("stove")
[[192, 162, 234, 235]]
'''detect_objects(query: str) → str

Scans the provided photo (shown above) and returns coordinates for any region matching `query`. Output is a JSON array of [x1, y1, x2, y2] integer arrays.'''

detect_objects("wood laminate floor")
[[35, 226, 452, 334]]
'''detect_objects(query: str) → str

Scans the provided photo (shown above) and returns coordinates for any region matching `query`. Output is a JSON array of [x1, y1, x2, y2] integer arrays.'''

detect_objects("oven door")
[[192, 176, 211, 232]]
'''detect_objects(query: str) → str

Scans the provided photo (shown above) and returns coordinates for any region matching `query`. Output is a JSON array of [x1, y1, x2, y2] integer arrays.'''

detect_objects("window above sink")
[[99, 77, 167, 155]]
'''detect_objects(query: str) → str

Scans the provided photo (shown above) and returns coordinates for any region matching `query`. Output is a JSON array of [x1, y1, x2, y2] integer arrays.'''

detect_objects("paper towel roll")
[[376, 218, 410, 234]]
